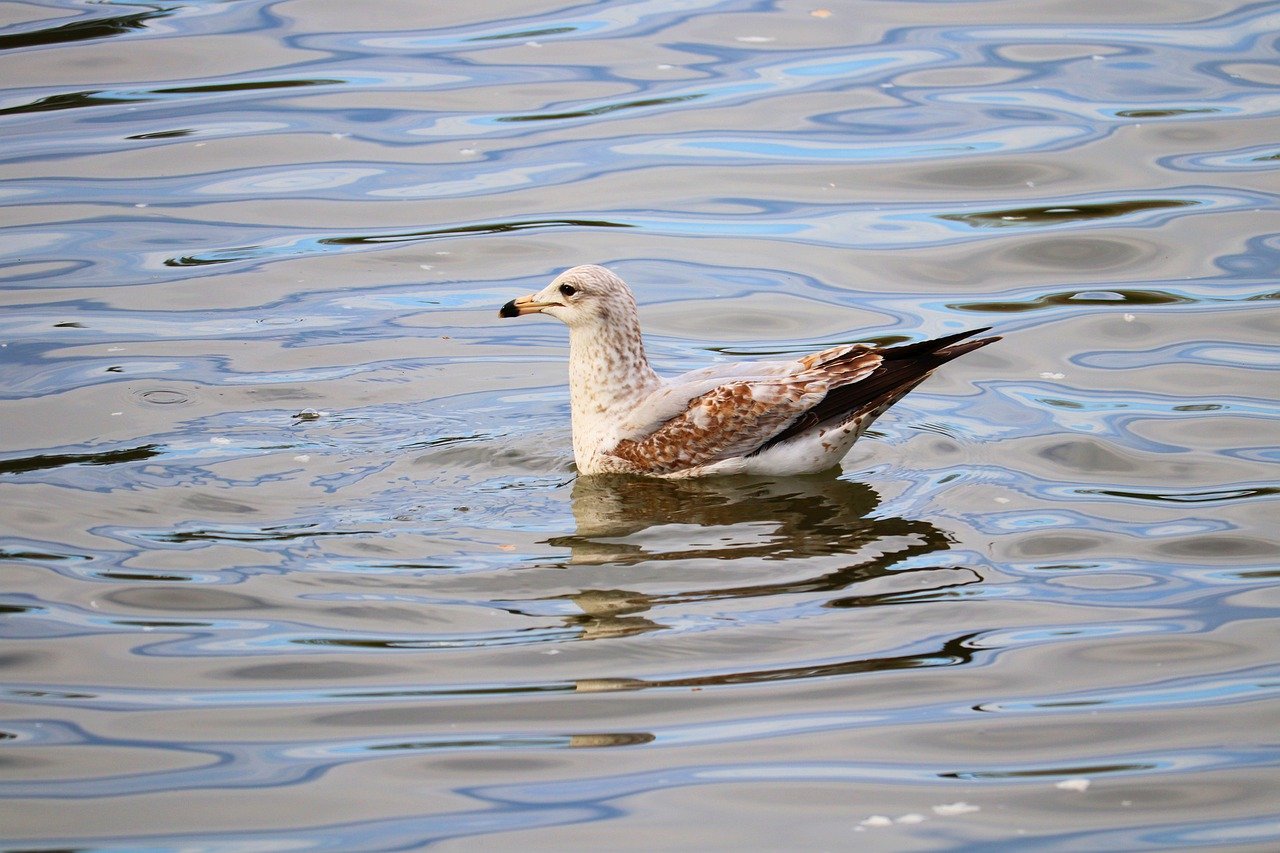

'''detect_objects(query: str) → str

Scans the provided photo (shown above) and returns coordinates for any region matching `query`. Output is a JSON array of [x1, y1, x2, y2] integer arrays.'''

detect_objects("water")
[[2, 0, 1278, 848]]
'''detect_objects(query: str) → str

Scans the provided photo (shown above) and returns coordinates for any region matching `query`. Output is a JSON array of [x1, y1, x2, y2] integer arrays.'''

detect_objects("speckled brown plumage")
[[607, 347, 883, 474]]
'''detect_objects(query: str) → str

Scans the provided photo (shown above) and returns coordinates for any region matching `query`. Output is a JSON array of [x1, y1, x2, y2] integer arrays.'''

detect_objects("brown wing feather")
[[608, 380, 820, 474], [607, 348, 883, 474]]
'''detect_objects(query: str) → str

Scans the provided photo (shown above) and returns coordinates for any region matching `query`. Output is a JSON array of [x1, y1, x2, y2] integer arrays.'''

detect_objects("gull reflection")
[[557, 470, 950, 570], [505, 472, 980, 641]]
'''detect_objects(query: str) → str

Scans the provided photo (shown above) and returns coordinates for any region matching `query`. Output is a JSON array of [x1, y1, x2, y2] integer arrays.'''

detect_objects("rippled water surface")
[[3, 0, 1279, 848]]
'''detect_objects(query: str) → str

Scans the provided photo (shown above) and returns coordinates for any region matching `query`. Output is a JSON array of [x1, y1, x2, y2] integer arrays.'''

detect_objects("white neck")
[[567, 318, 660, 469]]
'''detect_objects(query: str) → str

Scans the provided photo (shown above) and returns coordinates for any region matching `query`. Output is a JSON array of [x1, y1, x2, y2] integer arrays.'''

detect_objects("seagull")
[[500, 265, 999, 478]]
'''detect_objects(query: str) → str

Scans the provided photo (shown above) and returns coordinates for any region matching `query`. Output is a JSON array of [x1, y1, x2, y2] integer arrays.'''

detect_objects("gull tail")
[[752, 328, 1000, 455]]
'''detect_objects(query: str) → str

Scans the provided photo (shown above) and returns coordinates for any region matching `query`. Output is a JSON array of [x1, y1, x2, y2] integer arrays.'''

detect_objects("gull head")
[[499, 264, 637, 331]]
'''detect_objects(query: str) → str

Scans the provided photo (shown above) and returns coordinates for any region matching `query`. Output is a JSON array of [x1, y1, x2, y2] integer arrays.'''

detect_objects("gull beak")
[[499, 293, 557, 318]]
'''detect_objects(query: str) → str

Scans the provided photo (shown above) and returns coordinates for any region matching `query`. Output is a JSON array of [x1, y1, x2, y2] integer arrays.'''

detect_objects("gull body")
[[500, 265, 998, 478]]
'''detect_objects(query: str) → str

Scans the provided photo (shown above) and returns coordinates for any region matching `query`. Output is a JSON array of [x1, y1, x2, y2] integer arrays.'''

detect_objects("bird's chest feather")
[[567, 334, 657, 471]]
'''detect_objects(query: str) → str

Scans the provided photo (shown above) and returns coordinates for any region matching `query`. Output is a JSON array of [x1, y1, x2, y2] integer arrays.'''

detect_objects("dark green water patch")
[[294, 627, 580, 650], [469, 26, 577, 41], [0, 90, 142, 116], [112, 619, 212, 628], [941, 761, 1156, 781], [951, 288, 1191, 313], [145, 524, 369, 544], [7, 687, 96, 700], [165, 219, 632, 266], [939, 199, 1193, 229], [497, 94, 705, 122], [328, 683, 578, 700], [128, 129, 196, 140], [94, 571, 194, 582], [366, 732, 655, 751], [165, 253, 240, 267], [0, 79, 341, 116], [0, 9, 171, 51], [0, 549, 90, 563], [0, 444, 161, 476], [1077, 485, 1278, 504], [153, 79, 342, 95], [318, 218, 633, 247], [645, 633, 981, 688], [0, 603, 40, 614], [1115, 108, 1218, 119]]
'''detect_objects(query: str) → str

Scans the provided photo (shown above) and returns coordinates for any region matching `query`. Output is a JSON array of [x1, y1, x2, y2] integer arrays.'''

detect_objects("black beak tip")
[[499, 300, 519, 318]]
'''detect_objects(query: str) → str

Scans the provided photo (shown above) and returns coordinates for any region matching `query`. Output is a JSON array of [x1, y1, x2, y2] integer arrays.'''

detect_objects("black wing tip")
[[884, 327, 999, 360], [752, 328, 999, 456], [935, 335, 1001, 360]]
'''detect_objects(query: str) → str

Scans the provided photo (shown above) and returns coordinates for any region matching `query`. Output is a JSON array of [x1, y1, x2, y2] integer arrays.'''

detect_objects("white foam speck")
[[860, 815, 893, 828], [1056, 778, 1091, 792], [933, 802, 980, 816]]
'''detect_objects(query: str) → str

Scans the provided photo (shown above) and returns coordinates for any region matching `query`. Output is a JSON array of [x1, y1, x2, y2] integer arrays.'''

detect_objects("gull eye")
[[558, 283, 577, 298]]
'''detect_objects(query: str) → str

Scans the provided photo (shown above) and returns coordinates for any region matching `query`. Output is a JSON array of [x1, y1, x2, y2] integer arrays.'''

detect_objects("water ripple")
[[6, 187, 1235, 276], [3, 0, 1278, 847]]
